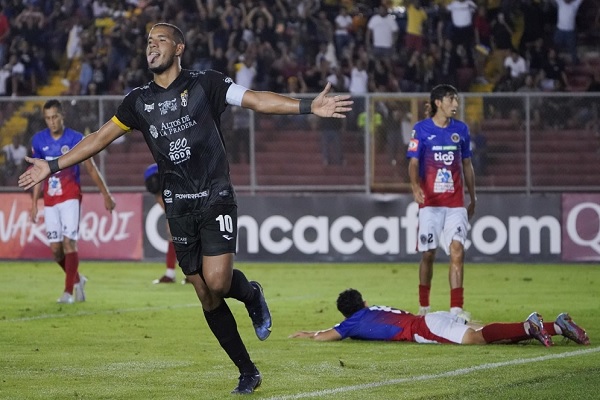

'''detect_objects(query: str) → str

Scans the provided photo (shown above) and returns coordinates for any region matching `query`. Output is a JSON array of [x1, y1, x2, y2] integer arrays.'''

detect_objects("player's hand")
[[467, 201, 476, 220], [311, 82, 353, 119], [104, 194, 116, 213], [30, 205, 38, 224], [19, 157, 50, 191], [288, 331, 315, 339], [412, 187, 425, 205]]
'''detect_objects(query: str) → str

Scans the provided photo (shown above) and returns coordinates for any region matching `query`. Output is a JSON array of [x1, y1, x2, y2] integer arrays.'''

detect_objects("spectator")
[[6, 53, 25, 96], [0, 60, 10, 96], [446, 0, 477, 66], [469, 121, 488, 175], [119, 56, 147, 94], [229, 107, 251, 164], [63, 17, 83, 86], [540, 47, 568, 91], [404, 0, 428, 54], [326, 66, 350, 93], [0, 5, 10, 67], [552, 0, 584, 64], [366, 5, 399, 65], [490, 12, 513, 54], [334, 6, 353, 60], [526, 38, 547, 76], [503, 47, 528, 81], [401, 50, 424, 92], [2, 134, 27, 179], [519, 0, 545, 51], [439, 38, 460, 87], [348, 57, 368, 96], [473, 5, 491, 49]]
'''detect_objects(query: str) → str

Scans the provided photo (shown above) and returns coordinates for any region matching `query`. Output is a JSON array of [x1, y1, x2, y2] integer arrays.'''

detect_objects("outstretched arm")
[[19, 121, 127, 190], [241, 82, 352, 118], [289, 328, 342, 341]]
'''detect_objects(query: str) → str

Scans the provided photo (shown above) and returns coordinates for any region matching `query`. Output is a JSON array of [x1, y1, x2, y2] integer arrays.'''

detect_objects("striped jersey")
[[31, 128, 83, 206], [406, 118, 471, 208]]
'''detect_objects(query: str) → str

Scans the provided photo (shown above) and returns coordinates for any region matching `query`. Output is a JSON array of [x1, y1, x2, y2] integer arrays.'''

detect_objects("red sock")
[[166, 241, 176, 270], [419, 285, 430, 307], [545, 322, 557, 336], [57, 258, 66, 272], [64, 252, 79, 294], [481, 323, 529, 343], [450, 287, 464, 309]]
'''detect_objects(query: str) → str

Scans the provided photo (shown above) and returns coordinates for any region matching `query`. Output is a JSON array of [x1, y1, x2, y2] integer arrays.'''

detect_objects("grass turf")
[[1, 261, 599, 399]]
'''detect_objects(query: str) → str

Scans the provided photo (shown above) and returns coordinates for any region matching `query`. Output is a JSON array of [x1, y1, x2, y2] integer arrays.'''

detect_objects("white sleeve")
[[226, 83, 248, 107]]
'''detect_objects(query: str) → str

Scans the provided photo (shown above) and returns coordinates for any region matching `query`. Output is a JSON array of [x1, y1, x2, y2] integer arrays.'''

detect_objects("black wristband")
[[48, 158, 60, 175], [299, 98, 312, 114]]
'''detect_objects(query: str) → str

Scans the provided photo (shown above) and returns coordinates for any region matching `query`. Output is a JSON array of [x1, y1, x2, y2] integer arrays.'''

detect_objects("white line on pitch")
[[1, 303, 200, 322], [265, 347, 600, 400]]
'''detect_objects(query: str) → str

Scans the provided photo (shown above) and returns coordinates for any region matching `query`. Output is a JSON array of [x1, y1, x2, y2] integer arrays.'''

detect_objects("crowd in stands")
[[0, 0, 598, 100]]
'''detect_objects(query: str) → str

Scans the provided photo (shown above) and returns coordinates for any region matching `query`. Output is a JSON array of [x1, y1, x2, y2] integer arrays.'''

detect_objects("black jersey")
[[112, 69, 236, 218]]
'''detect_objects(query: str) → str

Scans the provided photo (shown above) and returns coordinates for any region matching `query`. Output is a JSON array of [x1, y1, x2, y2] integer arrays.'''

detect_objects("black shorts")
[[168, 204, 237, 275]]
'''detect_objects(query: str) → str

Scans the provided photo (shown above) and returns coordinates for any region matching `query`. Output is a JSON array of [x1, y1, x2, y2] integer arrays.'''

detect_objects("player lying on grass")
[[290, 289, 590, 347]]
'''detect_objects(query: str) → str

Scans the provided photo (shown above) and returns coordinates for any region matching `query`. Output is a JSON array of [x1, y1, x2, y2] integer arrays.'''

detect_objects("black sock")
[[225, 269, 257, 304], [203, 301, 257, 375]]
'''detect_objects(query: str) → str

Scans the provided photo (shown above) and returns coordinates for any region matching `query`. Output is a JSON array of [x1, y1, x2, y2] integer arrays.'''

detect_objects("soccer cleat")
[[231, 372, 262, 394], [525, 312, 553, 347], [450, 308, 472, 323], [74, 275, 88, 302], [555, 313, 590, 345], [418, 306, 431, 316], [246, 281, 272, 341], [152, 275, 176, 284], [57, 292, 74, 304]]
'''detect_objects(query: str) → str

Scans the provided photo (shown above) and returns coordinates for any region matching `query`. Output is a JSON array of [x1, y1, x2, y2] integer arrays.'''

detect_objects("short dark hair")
[[43, 99, 63, 113], [336, 288, 365, 318], [429, 84, 458, 115], [152, 22, 185, 45]]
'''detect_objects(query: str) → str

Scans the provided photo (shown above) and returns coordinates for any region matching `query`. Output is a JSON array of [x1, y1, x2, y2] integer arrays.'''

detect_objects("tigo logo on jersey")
[[408, 139, 418, 151]]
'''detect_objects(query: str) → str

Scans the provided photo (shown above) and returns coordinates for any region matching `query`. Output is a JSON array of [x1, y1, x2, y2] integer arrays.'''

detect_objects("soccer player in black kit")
[[19, 23, 352, 395]]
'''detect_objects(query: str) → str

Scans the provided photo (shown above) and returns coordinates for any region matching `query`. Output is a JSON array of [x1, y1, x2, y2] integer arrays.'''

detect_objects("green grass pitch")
[[1, 261, 599, 399]]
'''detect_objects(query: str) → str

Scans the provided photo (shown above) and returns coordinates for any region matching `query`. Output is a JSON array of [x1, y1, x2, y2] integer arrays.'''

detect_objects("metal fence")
[[1, 92, 599, 193]]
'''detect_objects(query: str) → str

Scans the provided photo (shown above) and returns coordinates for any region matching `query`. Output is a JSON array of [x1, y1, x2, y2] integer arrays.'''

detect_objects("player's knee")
[[461, 329, 485, 344]]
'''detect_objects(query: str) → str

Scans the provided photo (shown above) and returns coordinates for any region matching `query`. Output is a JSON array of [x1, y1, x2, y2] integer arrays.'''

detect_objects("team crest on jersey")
[[144, 103, 155, 112], [149, 125, 159, 139], [60, 145, 70, 154], [451, 133, 460, 143], [164, 189, 173, 203], [180, 90, 188, 107], [408, 139, 419, 151], [158, 98, 178, 115]]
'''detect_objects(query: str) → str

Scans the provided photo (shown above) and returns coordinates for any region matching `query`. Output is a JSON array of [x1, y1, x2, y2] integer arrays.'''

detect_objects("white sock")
[[553, 323, 562, 335], [165, 268, 176, 279]]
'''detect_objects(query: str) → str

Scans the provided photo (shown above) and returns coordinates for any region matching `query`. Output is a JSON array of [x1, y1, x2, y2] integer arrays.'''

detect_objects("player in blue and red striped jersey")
[[290, 289, 591, 346], [30, 99, 115, 304], [406, 84, 477, 320]]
